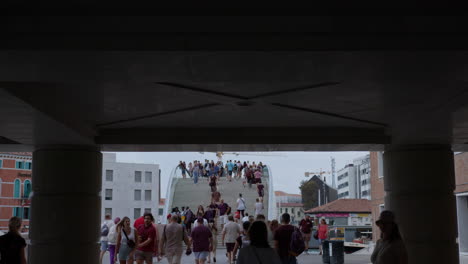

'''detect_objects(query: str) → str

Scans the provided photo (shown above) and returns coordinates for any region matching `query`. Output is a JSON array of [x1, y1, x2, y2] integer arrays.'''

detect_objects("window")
[[13, 179, 20, 198], [23, 180, 31, 198], [298, 211, 301, 217], [13, 207, 21, 217], [158, 208, 164, 216], [23, 207, 30, 220], [145, 190, 151, 201], [144, 208, 151, 214], [134, 190, 141, 201], [15, 161, 24, 169], [134, 208, 141, 219], [379, 204, 385, 213], [105, 189, 113, 200], [135, 171, 142, 182], [0, 159, 3, 168], [285, 208, 288, 213], [106, 170, 113, 181], [25, 162, 32, 170], [291, 208, 295, 214], [338, 182, 349, 189], [362, 190, 369, 196], [105, 208, 112, 217], [145, 171, 152, 183], [361, 179, 368, 186]]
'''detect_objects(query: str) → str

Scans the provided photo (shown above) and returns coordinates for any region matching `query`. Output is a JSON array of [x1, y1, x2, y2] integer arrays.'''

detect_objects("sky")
[[111, 151, 368, 198]]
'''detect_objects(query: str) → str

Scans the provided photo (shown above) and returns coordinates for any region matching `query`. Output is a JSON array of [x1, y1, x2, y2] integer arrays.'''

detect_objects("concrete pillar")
[[384, 145, 459, 264], [29, 146, 102, 264]]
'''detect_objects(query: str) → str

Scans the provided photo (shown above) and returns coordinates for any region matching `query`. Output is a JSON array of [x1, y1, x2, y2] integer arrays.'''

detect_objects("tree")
[[299, 179, 319, 210]]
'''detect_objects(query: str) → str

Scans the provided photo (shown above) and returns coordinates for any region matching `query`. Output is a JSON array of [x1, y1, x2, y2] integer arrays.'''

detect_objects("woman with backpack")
[[115, 217, 140, 264], [318, 218, 329, 255]]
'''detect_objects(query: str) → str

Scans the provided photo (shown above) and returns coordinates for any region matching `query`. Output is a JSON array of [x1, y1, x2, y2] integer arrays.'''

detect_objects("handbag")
[[123, 228, 136, 248]]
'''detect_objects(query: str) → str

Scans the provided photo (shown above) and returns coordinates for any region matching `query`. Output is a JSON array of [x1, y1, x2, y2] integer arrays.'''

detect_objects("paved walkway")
[[103, 251, 468, 264]]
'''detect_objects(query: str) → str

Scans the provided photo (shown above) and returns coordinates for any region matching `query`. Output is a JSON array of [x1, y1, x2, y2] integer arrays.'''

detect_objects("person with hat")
[[371, 210, 408, 264]]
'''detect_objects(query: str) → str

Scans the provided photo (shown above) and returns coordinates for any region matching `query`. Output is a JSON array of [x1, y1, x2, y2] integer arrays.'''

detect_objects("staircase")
[[169, 176, 269, 247]]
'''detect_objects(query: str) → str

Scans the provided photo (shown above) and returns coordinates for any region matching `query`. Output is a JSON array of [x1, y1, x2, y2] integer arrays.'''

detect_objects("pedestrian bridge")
[[164, 165, 276, 223]]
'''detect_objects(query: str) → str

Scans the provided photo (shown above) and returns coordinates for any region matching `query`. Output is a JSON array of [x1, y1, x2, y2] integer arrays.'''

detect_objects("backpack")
[[289, 227, 306, 256], [101, 223, 110, 236]]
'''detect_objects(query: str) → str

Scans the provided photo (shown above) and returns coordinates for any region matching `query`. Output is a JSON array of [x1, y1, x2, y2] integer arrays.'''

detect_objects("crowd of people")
[[177, 160, 267, 185], [0, 208, 406, 264]]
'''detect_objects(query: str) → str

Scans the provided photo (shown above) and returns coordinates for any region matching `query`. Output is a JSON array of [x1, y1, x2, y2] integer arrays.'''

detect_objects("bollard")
[[322, 240, 330, 264]]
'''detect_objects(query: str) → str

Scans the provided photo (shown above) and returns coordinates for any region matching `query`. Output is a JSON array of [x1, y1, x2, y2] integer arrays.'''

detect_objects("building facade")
[[0, 153, 33, 231], [454, 152, 468, 254], [275, 191, 303, 223], [277, 202, 304, 224], [369, 151, 385, 241], [102, 153, 160, 221], [337, 154, 372, 200]]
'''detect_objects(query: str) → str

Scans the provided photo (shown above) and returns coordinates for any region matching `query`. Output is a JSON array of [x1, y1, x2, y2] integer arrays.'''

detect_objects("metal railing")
[[265, 165, 277, 221]]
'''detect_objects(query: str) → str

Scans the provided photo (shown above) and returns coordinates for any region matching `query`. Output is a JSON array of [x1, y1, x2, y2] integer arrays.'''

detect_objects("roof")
[[278, 203, 304, 207], [275, 191, 301, 197], [304, 199, 371, 214], [0, 152, 32, 160]]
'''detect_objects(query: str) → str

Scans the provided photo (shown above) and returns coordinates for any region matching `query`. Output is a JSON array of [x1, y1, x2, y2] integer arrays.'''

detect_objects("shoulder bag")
[[123, 228, 136, 248]]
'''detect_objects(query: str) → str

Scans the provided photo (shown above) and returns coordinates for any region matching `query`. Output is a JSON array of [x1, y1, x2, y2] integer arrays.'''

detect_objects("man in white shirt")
[[236, 193, 246, 218], [100, 214, 115, 264], [222, 216, 241, 264], [254, 198, 264, 216], [241, 213, 250, 223]]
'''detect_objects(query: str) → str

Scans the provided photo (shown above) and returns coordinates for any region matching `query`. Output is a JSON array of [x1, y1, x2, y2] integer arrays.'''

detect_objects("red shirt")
[[299, 219, 313, 234], [137, 224, 157, 252], [318, 224, 328, 239], [133, 217, 144, 229]]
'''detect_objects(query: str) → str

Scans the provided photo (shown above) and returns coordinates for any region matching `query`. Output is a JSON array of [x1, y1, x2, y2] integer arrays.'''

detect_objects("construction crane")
[[199, 151, 287, 161], [304, 169, 331, 178]]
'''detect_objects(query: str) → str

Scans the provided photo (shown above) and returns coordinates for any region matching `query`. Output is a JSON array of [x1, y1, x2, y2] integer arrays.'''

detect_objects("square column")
[[384, 146, 459, 264], [29, 146, 102, 264]]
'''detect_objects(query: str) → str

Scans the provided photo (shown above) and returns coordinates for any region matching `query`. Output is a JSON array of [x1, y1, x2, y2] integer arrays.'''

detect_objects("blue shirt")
[[227, 162, 234, 171]]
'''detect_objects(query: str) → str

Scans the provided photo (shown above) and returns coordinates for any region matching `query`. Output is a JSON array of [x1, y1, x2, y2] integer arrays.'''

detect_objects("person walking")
[[209, 173, 217, 193], [193, 161, 200, 184], [226, 160, 234, 182], [237, 221, 282, 264], [191, 217, 213, 264], [254, 198, 264, 217], [232, 221, 251, 261], [207, 220, 218, 263], [0, 217, 27, 264], [299, 215, 313, 254], [115, 217, 139, 264], [217, 199, 229, 230], [185, 207, 194, 234], [236, 193, 246, 218], [274, 213, 296, 264], [108, 217, 121, 264], [222, 215, 241, 264], [317, 218, 329, 255], [160, 215, 191, 264], [135, 213, 157, 264], [100, 214, 115, 264], [371, 211, 408, 264]]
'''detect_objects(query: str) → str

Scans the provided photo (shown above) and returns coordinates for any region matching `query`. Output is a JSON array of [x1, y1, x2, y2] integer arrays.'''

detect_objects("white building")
[[337, 154, 371, 200], [101, 153, 160, 220]]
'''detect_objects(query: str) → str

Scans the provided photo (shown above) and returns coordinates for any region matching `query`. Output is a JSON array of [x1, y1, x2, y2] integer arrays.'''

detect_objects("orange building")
[[0, 152, 32, 232]]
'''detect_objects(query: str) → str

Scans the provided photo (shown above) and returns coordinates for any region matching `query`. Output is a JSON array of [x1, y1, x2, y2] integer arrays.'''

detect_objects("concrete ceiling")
[[1, 14, 468, 151]]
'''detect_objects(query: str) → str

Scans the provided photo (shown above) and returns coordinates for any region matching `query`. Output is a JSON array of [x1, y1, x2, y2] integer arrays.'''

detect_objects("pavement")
[[102, 251, 468, 264]]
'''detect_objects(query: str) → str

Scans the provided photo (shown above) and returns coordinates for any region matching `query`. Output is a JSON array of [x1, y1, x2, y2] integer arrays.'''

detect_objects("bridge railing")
[[264, 165, 277, 221], [162, 166, 181, 224]]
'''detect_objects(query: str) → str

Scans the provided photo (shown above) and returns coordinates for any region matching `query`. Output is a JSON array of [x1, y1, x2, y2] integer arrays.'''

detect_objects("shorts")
[[228, 170, 233, 176], [302, 232, 312, 241], [100, 241, 108, 251], [318, 239, 325, 245], [118, 244, 133, 261], [226, 243, 235, 252], [135, 250, 153, 262], [194, 251, 209, 260]]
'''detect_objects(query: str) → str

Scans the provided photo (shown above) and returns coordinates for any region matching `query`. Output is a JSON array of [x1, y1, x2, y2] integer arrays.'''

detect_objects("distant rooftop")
[[278, 202, 304, 207], [275, 191, 301, 197], [304, 199, 371, 214]]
